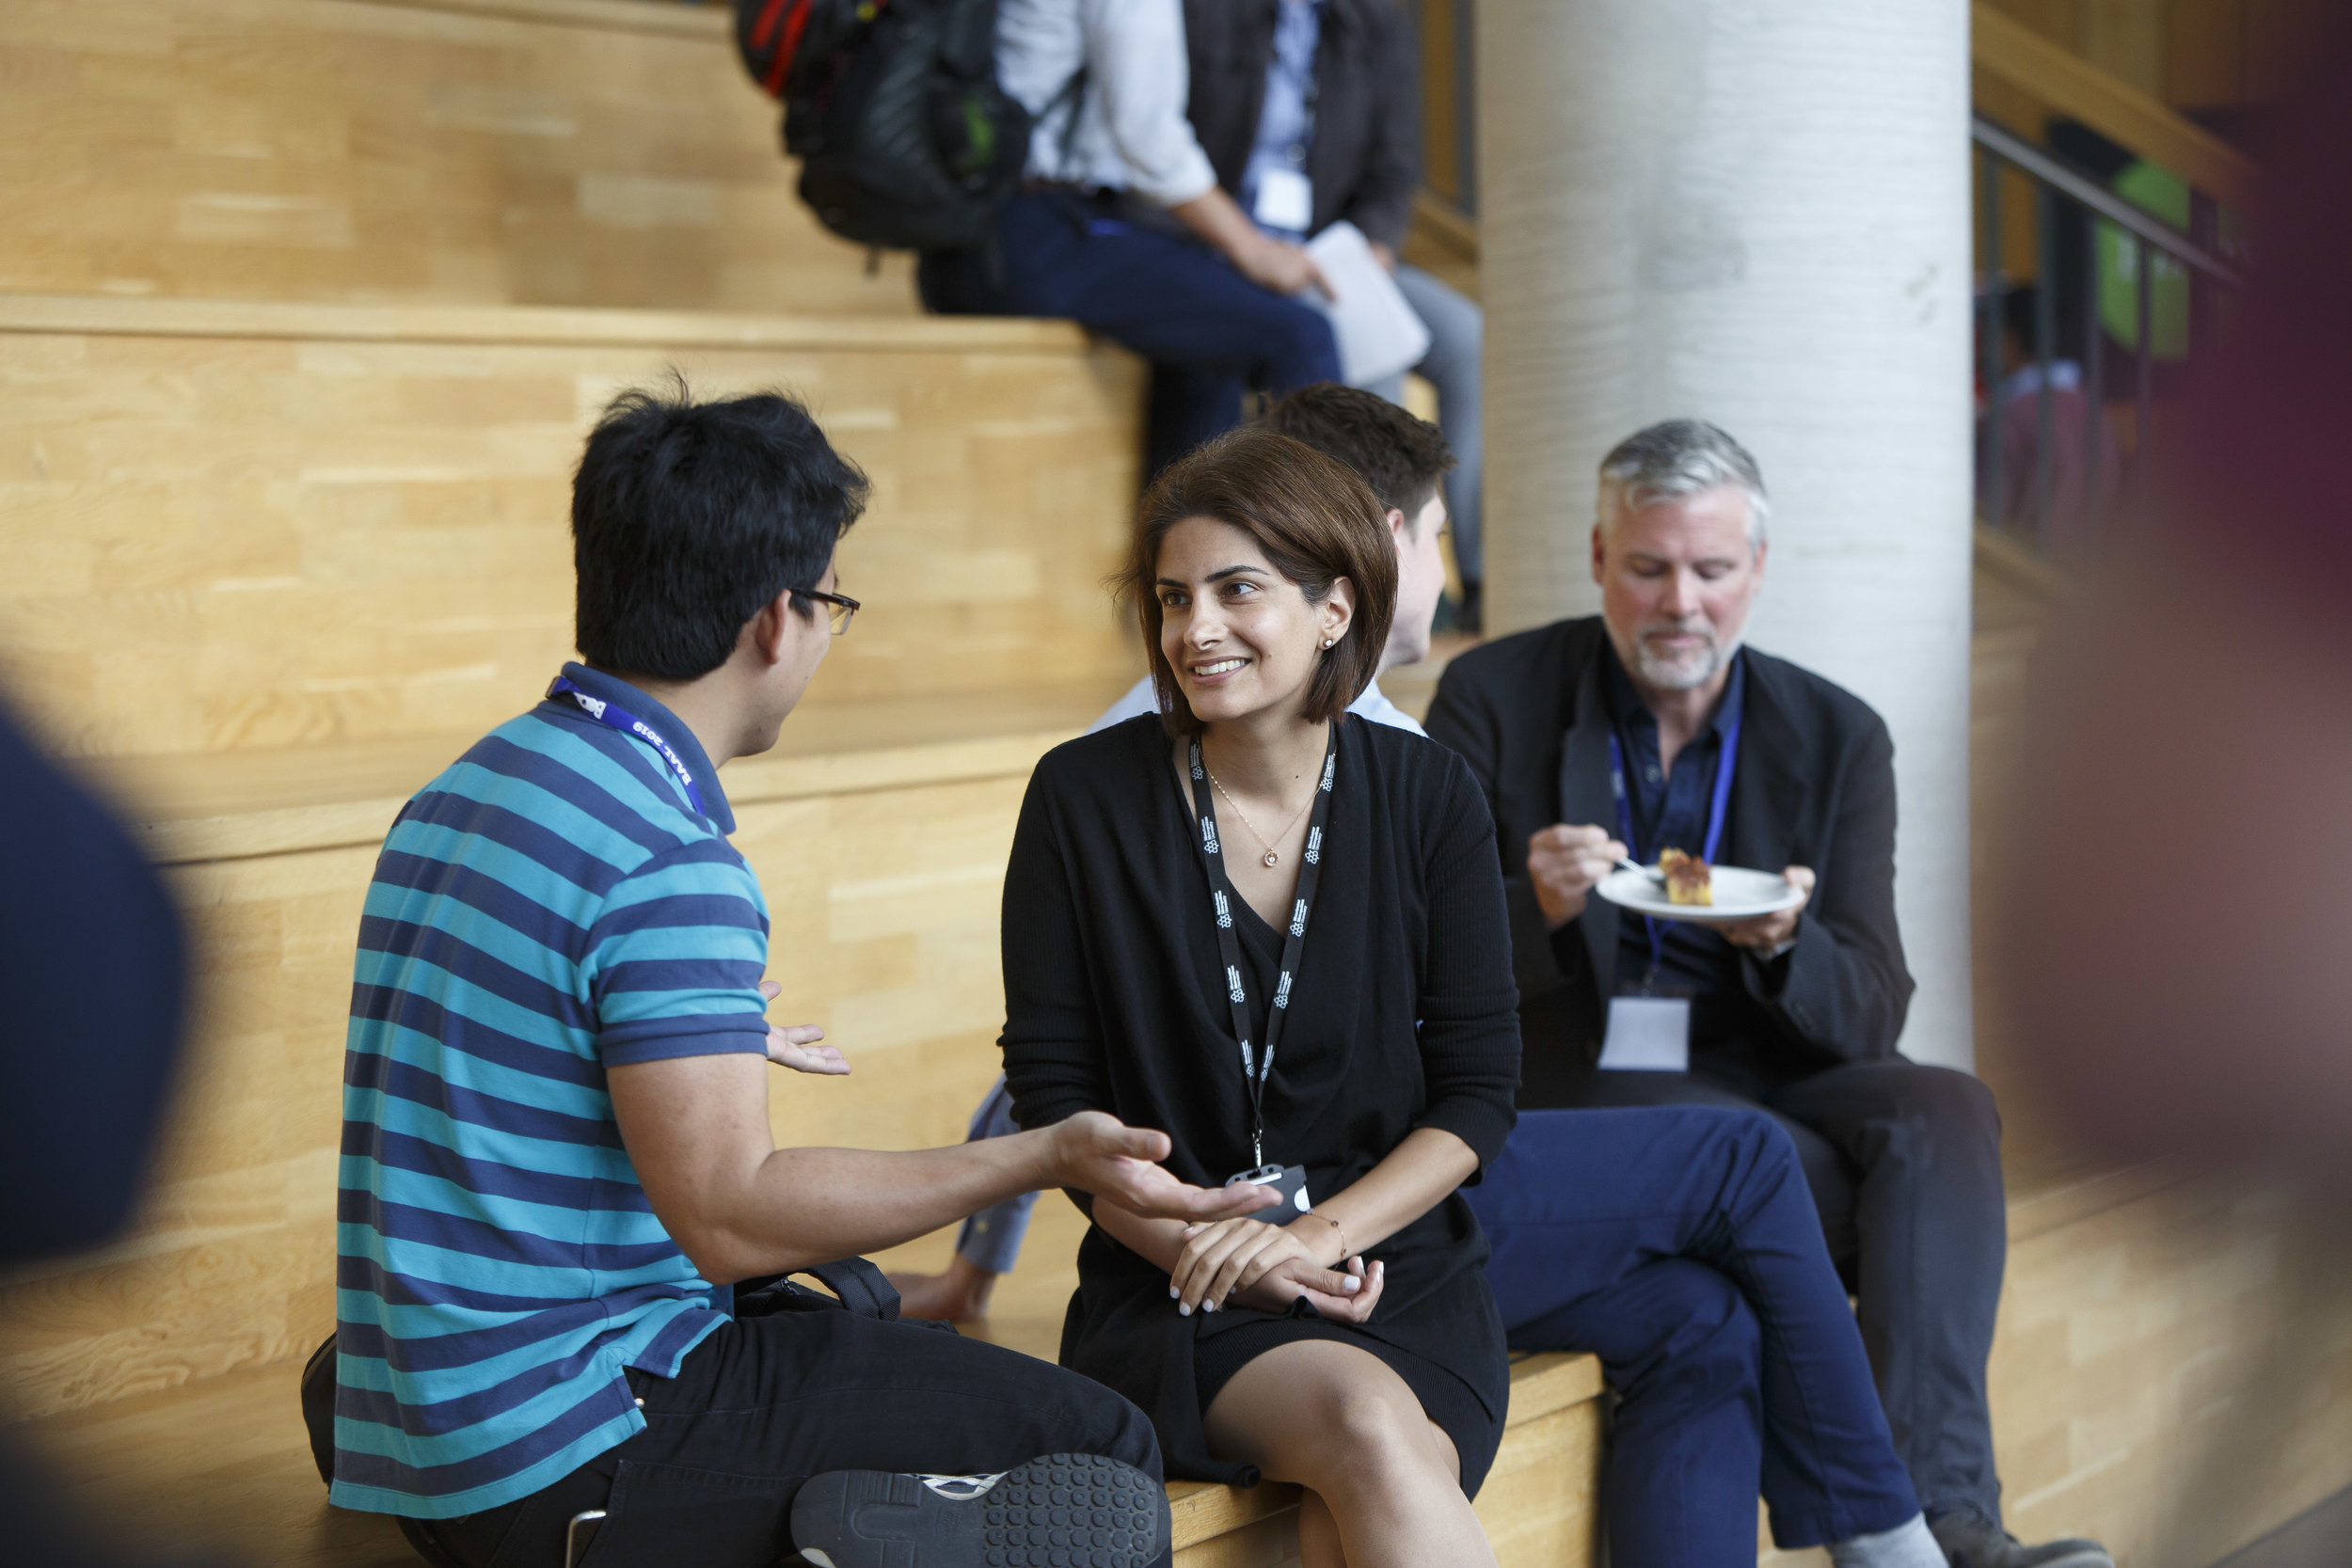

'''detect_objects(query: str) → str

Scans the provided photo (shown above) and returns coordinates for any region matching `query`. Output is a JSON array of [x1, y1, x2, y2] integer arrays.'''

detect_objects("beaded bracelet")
[[1306, 1210, 1348, 1265]]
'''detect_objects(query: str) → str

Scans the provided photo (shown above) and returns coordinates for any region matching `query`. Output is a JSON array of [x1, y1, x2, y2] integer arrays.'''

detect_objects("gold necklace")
[[1205, 767, 1313, 868]]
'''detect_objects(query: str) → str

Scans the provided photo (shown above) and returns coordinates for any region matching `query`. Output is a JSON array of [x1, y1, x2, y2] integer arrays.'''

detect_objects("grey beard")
[[1633, 633, 1742, 691]]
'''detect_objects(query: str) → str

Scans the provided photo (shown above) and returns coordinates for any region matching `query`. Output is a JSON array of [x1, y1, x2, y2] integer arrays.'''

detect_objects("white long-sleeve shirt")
[[996, 0, 1219, 207]]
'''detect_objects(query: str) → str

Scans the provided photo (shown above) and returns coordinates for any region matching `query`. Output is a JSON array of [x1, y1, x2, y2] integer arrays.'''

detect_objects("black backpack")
[[734, 0, 1035, 252]]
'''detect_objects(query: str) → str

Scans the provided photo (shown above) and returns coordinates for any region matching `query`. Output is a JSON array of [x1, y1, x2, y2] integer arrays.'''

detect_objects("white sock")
[[1828, 1513, 1947, 1568]]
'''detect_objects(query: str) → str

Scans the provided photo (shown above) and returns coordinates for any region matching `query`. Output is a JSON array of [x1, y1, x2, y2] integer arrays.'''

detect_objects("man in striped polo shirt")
[[327, 385, 1280, 1568]]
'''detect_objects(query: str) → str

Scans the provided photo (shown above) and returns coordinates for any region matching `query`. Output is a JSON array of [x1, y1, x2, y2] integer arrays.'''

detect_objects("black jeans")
[[399, 1309, 1168, 1568], [1584, 1057, 2008, 1525]]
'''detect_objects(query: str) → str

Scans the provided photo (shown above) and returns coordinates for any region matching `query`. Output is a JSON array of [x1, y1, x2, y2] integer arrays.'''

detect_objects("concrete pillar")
[[1479, 1, 1977, 1069]]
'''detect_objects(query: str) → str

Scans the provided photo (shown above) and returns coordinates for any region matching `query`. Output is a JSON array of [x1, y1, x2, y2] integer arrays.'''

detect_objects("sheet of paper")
[[1597, 996, 1692, 1071], [1302, 220, 1432, 388]]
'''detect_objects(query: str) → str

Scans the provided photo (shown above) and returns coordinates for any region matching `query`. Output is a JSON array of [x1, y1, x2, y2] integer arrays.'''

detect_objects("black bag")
[[294, 1259, 932, 1491], [733, 0, 1033, 252]]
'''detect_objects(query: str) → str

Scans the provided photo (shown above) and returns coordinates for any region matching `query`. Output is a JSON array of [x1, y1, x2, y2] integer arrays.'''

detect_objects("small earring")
[[1321, 636, 1336, 649]]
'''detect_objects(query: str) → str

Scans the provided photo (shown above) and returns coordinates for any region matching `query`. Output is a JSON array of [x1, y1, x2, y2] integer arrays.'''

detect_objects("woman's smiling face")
[[1154, 515, 1352, 728]]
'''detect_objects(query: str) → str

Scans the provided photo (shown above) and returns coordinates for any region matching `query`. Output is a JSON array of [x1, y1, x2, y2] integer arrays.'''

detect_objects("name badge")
[[1252, 167, 1313, 235], [1597, 996, 1692, 1072], [1224, 1163, 1313, 1225]]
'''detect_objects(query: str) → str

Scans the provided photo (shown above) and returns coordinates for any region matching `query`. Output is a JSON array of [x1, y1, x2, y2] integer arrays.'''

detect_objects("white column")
[[1479, 0, 1977, 1069]]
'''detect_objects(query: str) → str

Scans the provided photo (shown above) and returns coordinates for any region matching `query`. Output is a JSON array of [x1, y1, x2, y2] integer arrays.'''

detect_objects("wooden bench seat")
[[15, 1336, 1601, 1568], [23, 1154, 2352, 1568]]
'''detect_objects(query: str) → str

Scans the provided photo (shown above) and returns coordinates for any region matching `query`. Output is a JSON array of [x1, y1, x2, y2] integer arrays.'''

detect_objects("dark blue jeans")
[[1585, 1061, 2009, 1525], [1466, 1107, 1918, 1567], [921, 191, 1341, 477]]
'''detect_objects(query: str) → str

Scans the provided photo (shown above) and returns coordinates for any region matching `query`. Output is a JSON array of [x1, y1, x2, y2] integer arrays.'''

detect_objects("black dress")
[[999, 714, 1522, 1492]]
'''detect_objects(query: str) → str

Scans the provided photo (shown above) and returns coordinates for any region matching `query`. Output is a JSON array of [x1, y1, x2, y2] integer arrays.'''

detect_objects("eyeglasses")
[[794, 587, 861, 636]]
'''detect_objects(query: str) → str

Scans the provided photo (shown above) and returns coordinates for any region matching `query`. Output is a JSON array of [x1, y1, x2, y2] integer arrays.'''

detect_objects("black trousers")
[[400, 1309, 1168, 1568], [1583, 1056, 2008, 1525]]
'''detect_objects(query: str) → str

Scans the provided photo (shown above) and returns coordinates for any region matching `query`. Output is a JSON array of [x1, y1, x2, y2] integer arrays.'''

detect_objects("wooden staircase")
[[5, 1, 2351, 1565]]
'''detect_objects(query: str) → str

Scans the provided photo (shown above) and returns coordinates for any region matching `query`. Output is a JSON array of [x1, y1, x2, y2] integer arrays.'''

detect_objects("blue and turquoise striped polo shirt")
[[331, 662, 771, 1518]]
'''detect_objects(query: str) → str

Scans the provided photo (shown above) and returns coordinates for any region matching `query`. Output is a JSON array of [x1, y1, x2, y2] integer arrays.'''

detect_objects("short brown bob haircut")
[[1121, 427, 1397, 735]]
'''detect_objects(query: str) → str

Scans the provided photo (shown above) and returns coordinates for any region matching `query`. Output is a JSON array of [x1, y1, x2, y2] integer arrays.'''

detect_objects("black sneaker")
[[791, 1451, 1168, 1568], [1931, 1508, 2113, 1568]]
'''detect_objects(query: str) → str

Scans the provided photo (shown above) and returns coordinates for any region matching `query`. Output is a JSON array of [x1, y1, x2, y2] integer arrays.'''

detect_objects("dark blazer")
[[1182, 0, 1421, 251], [1424, 615, 1915, 1108]]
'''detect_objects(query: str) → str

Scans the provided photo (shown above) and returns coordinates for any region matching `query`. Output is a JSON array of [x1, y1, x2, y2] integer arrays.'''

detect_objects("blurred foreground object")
[[0, 700, 199, 1564], [2001, 13, 2352, 1190], [2001, 23, 2352, 1566]]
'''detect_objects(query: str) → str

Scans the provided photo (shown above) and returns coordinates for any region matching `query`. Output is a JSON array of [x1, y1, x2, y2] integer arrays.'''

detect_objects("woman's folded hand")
[[1169, 1218, 1386, 1322]]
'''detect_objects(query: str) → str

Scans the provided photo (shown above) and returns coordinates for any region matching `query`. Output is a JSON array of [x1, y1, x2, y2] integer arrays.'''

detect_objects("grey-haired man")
[[1426, 420, 2110, 1568]]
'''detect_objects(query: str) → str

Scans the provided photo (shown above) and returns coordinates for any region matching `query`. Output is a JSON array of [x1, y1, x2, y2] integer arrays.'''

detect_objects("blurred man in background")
[[923, 0, 1341, 480], [1183, 0, 1487, 628]]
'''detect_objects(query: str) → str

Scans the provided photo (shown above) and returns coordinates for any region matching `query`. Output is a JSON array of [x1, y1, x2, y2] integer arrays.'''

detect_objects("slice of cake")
[[1659, 848, 1713, 907]]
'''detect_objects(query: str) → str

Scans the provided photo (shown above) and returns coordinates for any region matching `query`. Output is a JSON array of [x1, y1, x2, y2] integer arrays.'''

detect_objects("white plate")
[[1594, 864, 1806, 925]]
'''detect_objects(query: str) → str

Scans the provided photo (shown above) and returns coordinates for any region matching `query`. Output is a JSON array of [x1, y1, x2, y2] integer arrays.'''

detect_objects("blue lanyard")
[[1609, 706, 1741, 988], [546, 676, 708, 817]]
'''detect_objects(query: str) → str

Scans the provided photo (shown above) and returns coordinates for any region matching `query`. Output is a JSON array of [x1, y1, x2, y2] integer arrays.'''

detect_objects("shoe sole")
[[791, 1451, 1168, 1568]]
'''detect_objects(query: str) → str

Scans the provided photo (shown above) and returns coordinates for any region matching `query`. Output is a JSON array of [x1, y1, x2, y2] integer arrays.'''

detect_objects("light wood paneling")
[[0, 0, 916, 312], [0, 296, 1146, 759], [1989, 1180, 2352, 1566]]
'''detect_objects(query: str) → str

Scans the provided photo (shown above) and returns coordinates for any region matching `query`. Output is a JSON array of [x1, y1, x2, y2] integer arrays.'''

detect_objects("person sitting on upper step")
[[896, 388, 1958, 1568], [919, 0, 1342, 482], [1423, 418, 2114, 1568], [314, 382, 1284, 1568], [1181, 0, 1487, 630]]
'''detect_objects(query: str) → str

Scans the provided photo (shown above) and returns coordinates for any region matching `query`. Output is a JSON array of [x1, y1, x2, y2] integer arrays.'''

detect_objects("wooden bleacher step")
[[0, 0, 907, 313], [0, 293, 1145, 762], [12, 1343, 1603, 1568]]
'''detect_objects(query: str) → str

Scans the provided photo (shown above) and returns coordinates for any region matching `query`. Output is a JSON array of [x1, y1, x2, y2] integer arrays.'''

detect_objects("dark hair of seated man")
[[572, 380, 869, 680], [1262, 382, 1455, 526]]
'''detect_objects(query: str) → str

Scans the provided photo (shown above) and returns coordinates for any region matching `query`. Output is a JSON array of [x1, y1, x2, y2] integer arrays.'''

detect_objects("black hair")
[[571, 378, 869, 680], [1263, 382, 1455, 525]]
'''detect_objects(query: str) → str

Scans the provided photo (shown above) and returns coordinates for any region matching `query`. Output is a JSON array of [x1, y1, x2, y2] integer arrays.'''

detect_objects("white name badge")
[[1597, 996, 1692, 1072], [1253, 166, 1313, 234]]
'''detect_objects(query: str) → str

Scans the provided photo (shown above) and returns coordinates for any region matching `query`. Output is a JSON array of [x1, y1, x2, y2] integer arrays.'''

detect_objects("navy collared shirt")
[[1602, 640, 1746, 998]]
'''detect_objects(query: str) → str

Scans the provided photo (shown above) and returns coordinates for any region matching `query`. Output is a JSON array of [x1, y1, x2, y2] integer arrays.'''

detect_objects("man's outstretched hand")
[[758, 979, 849, 1075], [1047, 1111, 1281, 1223]]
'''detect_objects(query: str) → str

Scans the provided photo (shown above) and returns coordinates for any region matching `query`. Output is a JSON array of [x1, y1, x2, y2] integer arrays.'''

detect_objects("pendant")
[[1263, 850, 1280, 867]]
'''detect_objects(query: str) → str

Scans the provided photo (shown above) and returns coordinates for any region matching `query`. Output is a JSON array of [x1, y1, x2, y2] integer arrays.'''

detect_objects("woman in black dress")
[[1000, 429, 1520, 1568]]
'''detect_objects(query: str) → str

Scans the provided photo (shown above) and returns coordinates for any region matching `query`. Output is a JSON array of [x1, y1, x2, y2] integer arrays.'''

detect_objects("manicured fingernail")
[[1178, 1303, 1192, 1317], [1168, 1285, 1180, 1298], [1343, 1276, 1360, 1291]]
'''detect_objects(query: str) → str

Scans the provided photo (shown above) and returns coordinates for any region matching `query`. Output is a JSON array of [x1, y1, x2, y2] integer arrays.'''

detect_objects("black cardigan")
[[999, 714, 1519, 1482], [1182, 0, 1422, 252], [1424, 615, 1915, 1107]]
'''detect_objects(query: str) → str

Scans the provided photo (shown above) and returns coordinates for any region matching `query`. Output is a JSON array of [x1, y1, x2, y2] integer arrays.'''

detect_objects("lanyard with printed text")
[[547, 676, 708, 817], [1609, 705, 1740, 989], [1186, 722, 1339, 1169]]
